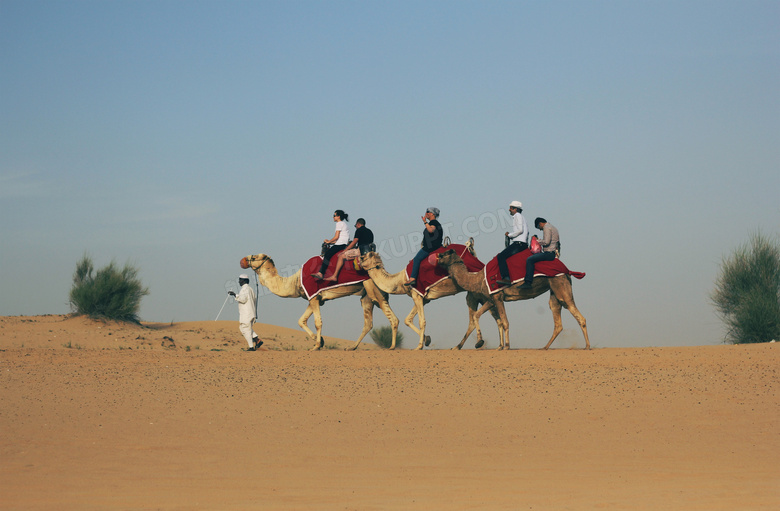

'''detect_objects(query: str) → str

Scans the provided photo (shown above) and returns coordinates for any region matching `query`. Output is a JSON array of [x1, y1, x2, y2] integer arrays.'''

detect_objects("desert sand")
[[1, 314, 777, 510]]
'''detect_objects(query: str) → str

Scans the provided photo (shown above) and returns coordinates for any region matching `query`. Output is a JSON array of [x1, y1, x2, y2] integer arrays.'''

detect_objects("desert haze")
[[1, 315, 778, 510]]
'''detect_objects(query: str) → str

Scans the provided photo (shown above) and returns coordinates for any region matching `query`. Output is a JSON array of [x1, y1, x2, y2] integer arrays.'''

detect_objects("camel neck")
[[366, 266, 407, 295], [445, 261, 478, 290], [255, 263, 301, 298]]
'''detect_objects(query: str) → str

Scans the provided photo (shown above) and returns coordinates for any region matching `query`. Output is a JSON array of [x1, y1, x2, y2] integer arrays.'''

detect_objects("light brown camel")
[[240, 254, 399, 351], [359, 250, 500, 350], [435, 249, 590, 350]]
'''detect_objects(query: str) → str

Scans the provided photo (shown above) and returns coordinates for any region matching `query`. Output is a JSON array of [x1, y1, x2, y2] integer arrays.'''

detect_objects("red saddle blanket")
[[484, 250, 585, 294], [300, 253, 370, 300], [405, 244, 485, 297]]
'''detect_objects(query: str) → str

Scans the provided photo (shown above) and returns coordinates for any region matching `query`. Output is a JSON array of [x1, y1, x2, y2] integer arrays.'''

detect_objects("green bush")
[[69, 254, 149, 323], [711, 232, 780, 344], [370, 325, 403, 349]]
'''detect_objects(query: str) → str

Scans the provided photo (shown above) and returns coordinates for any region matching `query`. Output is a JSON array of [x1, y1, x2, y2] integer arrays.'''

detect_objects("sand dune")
[[1, 315, 778, 510]]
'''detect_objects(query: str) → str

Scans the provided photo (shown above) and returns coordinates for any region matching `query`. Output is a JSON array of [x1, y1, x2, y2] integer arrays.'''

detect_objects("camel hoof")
[[474, 339, 485, 349], [424, 335, 431, 347]]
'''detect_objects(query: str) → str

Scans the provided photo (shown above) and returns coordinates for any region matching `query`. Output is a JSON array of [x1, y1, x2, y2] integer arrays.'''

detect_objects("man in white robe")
[[229, 274, 261, 351]]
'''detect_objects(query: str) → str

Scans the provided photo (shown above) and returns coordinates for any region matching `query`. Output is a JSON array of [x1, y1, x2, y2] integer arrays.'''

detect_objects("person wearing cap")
[[228, 274, 261, 351], [405, 207, 443, 286], [496, 201, 529, 286], [324, 217, 374, 282], [520, 217, 560, 289]]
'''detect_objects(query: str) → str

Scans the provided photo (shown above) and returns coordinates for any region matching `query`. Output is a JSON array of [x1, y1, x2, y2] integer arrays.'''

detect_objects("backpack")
[[529, 236, 542, 254]]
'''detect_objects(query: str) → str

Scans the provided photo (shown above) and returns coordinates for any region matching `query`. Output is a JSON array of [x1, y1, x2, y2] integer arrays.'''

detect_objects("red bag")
[[530, 236, 542, 254]]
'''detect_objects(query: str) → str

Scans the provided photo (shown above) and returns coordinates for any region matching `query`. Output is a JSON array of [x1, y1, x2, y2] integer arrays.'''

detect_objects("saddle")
[[484, 249, 585, 294], [300, 254, 369, 300], [404, 244, 484, 296]]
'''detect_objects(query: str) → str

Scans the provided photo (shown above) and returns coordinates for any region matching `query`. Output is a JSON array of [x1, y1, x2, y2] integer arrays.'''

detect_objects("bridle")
[[360, 253, 382, 272], [246, 254, 268, 272]]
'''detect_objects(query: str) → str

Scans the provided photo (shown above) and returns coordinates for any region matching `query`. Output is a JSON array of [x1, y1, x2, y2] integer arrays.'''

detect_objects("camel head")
[[435, 249, 464, 268], [240, 254, 273, 272], [359, 251, 384, 271]]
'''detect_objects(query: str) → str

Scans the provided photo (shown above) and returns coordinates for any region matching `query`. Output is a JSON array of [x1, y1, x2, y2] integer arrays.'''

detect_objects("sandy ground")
[[1, 315, 778, 510]]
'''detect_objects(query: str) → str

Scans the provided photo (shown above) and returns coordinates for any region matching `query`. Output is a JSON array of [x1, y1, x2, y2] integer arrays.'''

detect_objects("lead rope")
[[254, 271, 260, 318], [249, 256, 267, 319]]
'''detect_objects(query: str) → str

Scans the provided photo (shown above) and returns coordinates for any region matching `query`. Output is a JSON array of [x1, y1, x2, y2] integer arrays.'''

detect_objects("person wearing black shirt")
[[324, 218, 375, 282], [405, 207, 443, 286]]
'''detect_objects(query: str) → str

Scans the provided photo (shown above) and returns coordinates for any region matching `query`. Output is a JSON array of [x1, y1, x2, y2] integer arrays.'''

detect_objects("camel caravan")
[[239, 204, 589, 351]]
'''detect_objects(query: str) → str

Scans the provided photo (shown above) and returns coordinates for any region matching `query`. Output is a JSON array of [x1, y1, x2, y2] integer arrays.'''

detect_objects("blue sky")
[[2, 1, 778, 348]]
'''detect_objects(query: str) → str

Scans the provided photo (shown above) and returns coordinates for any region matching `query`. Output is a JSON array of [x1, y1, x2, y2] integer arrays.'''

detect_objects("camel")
[[240, 254, 399, 351], [359, 250, 500, 350], [435, 249, 590, 350]]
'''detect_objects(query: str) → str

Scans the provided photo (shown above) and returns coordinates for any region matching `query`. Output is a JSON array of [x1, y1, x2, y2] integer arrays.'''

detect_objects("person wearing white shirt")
[[228, 274, 261, 351], [496, 200, 529, 286], [312, 209, 351, 280]]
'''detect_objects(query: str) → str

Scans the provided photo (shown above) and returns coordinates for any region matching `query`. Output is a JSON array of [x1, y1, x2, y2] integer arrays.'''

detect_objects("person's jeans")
[[410, 248, 429, 280], [320, 244, 346, 274], [524, 251, 556, 284], [497, 242, 528, 280]]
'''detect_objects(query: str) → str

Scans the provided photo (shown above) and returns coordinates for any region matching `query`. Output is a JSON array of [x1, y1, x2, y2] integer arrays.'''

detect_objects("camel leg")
[[411, 294, 428, 350], [548, 299, 590, 350], [348, 286, 399, 351], [365, 284, 399, 350], [544, 279, 590, 350], [375, 295, 400, 350], [454, 294, 482, 350], [472, 296, 505, 350], [469, 297, 487, 349], [297, 303, 318, 345], [454, 296, 492, 350], [403, 306, 423, 341], [568, 303, 590, 349], [484, 302, 503, 349], [347, 293, 375, 351], [402, 295, 429, 350], [471, 298, 505, 350], [302, 299, 324, 351], [542, 293, 564, 350], [493, 298, 509, 350]]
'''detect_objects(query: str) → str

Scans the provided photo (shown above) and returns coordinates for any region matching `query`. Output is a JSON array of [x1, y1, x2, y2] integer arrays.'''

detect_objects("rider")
[[324, 218, 374, 282], [312, 209, 350, 280], [520, 217, 560, 289], [496, 201, 528, 286], [405, 207, 443, 286]]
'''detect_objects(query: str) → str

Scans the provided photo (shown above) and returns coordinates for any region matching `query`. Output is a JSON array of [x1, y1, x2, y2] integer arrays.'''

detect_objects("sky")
[[1, 0, 778, 348]]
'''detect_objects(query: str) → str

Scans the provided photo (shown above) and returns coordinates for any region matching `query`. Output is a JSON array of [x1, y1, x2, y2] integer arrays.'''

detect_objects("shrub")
[[69, 254, 149, 323], [370, 325, 403, 349], [711, 232, 780, 344]]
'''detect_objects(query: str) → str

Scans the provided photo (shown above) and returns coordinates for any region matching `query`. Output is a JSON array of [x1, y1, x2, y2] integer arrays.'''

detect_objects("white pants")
[[239, 320, 257, 347]]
